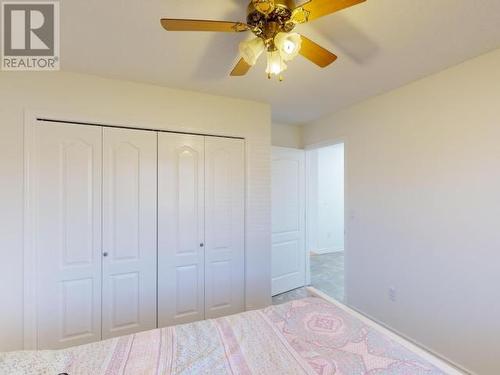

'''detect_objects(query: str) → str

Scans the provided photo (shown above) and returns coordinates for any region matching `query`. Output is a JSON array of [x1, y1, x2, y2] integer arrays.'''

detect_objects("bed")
[[0, 289, 463, 375]]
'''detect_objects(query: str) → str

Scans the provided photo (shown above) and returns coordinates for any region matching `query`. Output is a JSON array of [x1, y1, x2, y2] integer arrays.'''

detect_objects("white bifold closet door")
[[157, 133, 205, 326], [102, 127, 157, 339], [32, 122, 243, 347], [34, 123, 157, 349], [34, 122, 103, 349], [204, 137, 245, 319], [158, 134, 245, 327]]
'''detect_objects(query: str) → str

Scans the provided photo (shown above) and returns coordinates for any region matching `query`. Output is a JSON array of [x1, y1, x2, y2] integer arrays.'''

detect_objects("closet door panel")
[[34, 122, 102, 349], [158, 133, 205, 327], [102, 128, 157, 339], [205, 137, 245, 319]]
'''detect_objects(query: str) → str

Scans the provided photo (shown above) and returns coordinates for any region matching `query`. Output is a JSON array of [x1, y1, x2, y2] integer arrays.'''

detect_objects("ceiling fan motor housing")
[[247, 0, 297, 39]]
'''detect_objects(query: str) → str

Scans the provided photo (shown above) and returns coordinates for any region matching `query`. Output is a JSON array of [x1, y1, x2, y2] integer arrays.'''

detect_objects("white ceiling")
[[60, 0, 500, 124]]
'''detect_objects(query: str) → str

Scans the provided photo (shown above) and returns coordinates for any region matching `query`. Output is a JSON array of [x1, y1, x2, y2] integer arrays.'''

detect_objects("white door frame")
[[304, 138, 348, 301], [23, 109, 247, 349]]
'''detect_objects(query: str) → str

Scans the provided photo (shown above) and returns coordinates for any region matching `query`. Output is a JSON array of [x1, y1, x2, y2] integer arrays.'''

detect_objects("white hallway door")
[[158, 135, 245, 326], [102, 127, 157, 339], [271, 147, 306, 296]]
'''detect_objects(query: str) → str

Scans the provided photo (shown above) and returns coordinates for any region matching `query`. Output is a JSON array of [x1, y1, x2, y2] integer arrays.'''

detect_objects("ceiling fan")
[[161, 0, 366, 80]]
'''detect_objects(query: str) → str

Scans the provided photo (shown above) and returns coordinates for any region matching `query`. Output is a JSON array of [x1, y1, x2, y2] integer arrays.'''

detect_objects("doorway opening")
[[271, 142, 345, 305], [306, 142, 345, 302]]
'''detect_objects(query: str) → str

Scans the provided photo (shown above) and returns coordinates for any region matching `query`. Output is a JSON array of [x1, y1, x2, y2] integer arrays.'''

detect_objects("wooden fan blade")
[[160, 19, 249, 32], [299, 36, 338, 68], [230, 58, 252, 76], [299, 0, 366, 22]]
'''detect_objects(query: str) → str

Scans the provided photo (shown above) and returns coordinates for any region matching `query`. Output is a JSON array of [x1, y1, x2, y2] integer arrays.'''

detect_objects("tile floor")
[[272, 252, 345, 305]]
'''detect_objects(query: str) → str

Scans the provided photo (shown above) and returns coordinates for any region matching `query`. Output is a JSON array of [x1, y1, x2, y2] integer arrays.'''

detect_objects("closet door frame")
[[24, 114, 39, 349], [24, 111, 247, 349]]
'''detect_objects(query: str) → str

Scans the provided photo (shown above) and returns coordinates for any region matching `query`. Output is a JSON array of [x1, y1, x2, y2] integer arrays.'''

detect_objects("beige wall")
[[0, 72, 272, 351], [272, 122, 303, 149], [302, 48, 500, 375]]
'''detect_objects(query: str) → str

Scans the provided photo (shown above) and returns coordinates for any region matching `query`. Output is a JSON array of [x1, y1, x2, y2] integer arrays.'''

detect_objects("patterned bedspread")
[[0, 297, 456, 375]]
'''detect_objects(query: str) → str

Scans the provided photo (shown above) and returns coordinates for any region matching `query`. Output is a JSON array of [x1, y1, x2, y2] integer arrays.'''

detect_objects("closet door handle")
[[199, 243, 204, 248], [102, 252, 109, 257]]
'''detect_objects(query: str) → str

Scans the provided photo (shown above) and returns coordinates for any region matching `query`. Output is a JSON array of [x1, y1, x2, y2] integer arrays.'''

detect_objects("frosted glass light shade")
[[239, 37, 266, 66], [265, 50, 287, 76], [274, 32, 302, 61]]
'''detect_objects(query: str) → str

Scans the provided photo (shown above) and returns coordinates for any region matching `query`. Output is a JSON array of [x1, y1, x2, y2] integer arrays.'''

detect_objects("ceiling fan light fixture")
[[275, 32, 302, 61], [266, 49, 287, 77], [239, 37, 266, 66], [161, 0, 365, 79]]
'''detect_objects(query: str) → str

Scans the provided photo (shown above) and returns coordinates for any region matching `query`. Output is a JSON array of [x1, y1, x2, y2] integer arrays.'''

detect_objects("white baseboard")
[[310, 248, 344, 255]]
